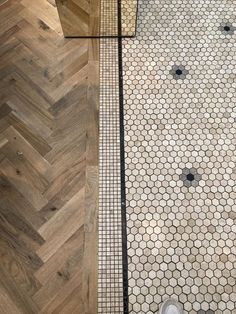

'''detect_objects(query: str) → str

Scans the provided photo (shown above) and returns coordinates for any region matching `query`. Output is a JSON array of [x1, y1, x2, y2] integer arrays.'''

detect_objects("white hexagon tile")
[[122, 0, 236, 313]]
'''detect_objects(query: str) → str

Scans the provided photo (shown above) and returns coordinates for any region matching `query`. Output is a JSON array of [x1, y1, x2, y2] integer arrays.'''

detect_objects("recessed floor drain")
[[219, 22, 235, 35], [180, 168, 202, 187], [170, 65, 189, 80]]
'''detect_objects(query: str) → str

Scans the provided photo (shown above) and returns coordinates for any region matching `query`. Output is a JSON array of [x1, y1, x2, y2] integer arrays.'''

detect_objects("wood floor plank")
[[0, 0, 99, 312], [1, 141, 49, 193], [7, 98, 53, 139], [0, 158, 48, 211], [51, 283, 84, 314], [38, 188, 84, 239], [40, 268, 83, 313], [3, 126, 52, 179], [33, 236, 83, 308], [43, 157, 86, 208], [34, 226, 84, 285], [0, 137, 8, 149], [0, 175, 46, 230], [0, 197, 45, 246], [55, 0, 100, 37], [0, 287, 23, 314], [37, 189, 85, 262], [0, 267, 40, 314], [6, 112, 52, 156], [83, 231, 97, 314]]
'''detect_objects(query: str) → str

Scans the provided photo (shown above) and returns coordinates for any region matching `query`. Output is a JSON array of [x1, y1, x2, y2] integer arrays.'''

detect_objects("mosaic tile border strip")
[[70, 0, 138, 38], [100, 0, 118, 36], [100, 0, 137, 37], [98, 38, 126, 313]]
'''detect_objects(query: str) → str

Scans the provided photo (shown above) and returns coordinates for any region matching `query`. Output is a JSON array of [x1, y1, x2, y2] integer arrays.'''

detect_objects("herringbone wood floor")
[[0, 0, 99, 313]]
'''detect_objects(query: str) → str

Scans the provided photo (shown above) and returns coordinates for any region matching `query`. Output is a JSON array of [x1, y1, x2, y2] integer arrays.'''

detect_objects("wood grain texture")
[[0, 0, 99, 313], [55, 0, 100, 37]]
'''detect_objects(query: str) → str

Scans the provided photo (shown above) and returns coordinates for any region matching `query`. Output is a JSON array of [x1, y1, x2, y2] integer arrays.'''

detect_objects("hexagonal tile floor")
[[122, 0, 236, 313]]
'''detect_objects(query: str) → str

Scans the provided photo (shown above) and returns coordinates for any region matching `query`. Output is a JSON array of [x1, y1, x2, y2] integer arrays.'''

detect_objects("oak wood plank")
[[37, 188, 85, 261], [0, 158, 48, 211]]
